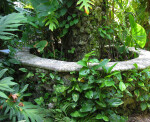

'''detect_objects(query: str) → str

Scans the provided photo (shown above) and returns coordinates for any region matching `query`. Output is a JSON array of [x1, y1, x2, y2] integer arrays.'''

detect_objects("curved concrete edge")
[[14, 47, 150, 72]]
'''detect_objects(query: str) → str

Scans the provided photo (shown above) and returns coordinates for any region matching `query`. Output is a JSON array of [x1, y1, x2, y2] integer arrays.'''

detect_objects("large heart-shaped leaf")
[[129, 14, 147, 48], [131, 23, 146, 48]]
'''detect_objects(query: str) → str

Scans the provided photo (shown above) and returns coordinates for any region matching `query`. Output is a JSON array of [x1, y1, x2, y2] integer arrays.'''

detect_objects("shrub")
[[0, 69, 47, 122], [50, 52, 150, 121]]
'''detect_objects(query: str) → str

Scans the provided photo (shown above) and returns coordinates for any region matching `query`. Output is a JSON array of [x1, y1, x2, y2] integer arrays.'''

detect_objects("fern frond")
[[43, 13, 59, 31], [0, 13, 27, 40], [77, 0, 95, 15]]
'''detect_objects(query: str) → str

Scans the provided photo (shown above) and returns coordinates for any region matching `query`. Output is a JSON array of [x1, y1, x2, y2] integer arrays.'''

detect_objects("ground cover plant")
[[15, 52, 150, 122], [0, 0, 150, 122]]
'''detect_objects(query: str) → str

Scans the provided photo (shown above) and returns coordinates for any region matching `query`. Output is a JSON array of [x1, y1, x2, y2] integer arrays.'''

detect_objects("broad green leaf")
[[96, 114, 103, 119], [65, 24, 69, 28], [73, 19, 79, 24], [89, 59, 99, 63], [34, 97, 44, 105], [119, 81, 126, 91], [72, 92, 79, 102], [0, 91, 8, 99], [80, 83, 93, 90], [71, 111, 88, 117], [108, 98, 123, 107], [133, 63, 138, 69], [8, 59, 20, 64], [80, 104, 93, 112], [134, 89, 140, 97], [131, 23, 146, 48], [140, 102, 147, 111], [92, 59, 109, 70], [104, 78, 115, 87], [80, 100, 95, 112], [19, 68, 28, 72], [77, 60, 87, 67], [75, 84, 82, 92], [79, 67, 90, 77], [54, 85, 67, 93], [34, 40, 48, 52], [138, 81, 144, 87], [67, 16, 72, 21], [85, 90, 93, 99], [129, 14, 147, 48], [129, 14, 136, 28], [60, 8, 67, 16], [95, 101, 106, 107], [88, 75, 95, 84], [96, 114, 109, 121], [50, 73, 55, 79]]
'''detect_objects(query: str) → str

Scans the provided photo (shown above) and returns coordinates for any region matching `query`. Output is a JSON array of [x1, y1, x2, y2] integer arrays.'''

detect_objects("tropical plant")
[[50, 52, 128, 121], [47, 56, 150, 121], [0, 68, 48, 122], [114, 0, 147, 48], [29, 0, 95, 31], [128, 14, 147, 48], [0, 13, 27, 40]]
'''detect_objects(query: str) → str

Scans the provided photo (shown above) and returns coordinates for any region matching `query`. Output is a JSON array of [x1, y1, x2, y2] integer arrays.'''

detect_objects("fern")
[[0, 13, 27, 40], [43, 13, 59, 31], [77, 0, 95, 15]]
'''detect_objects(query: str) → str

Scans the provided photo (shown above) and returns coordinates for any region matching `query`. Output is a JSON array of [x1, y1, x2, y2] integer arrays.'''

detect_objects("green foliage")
[[98, 26, 113, 40], [43, 13, 59, 31], [29, 0, 59, 31], [29, 0, 92, 33], [46, 51, 150, 121], [0, 68, 47, 122], [34, 40, 48, 52], [77, 0, 95, 15], [128, 14, 147, 48], [0, 13, 27, 40], [0, 69, 17, 99], [52, 52, 128, 121], [114, 1, 147, 48]]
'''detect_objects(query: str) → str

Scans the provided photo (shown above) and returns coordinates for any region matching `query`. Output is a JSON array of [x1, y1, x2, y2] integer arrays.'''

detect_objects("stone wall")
[[12, 47, 150, 72]]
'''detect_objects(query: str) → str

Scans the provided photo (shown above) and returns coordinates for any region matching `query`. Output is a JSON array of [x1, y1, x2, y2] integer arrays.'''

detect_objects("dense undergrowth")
[[0, 0, 150, 122], [1, 52, 150, 122]]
